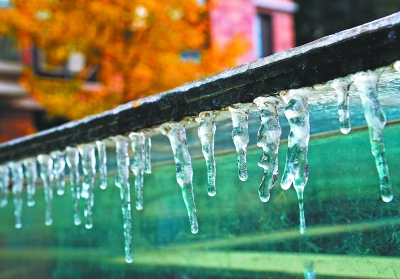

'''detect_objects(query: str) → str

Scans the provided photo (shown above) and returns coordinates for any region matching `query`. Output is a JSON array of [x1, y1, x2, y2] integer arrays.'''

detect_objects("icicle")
[[196, 111, 217, 196], [50, 151, 65, 195], [0, 165, 10, 208], [353, 72, 393, 202], [23, 158, 37, 207], [160, 123, 198, 234], [65, 147, 81, 226], [96, 141, 108, 190], [254, 97, 282, 202], [129, 132, 145, 210], [280, 88, 310, 234], [37, 155, 54, 226], [229, 103, 251, 181], [78, 144, 96, 229], [331, 80, 351, 134], [142, 131, 152, 174], [393, 61, 400, 72], [303, 261, 317, 279], [112, 135, 132, 263], [9, 162, 24, 229]]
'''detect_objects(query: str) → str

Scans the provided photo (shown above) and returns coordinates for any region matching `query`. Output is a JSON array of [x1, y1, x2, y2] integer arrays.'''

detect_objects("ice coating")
[[160, 123, 198, 234], [0, 165, 10, 208], [229, 103, 251, 181], [65, 147, 81, 226], [253, 97, 281, 202], [23, 158, 37, 207], [112, 135, 133, 263], [196, 111, 217, 196], [9, 162, 23, 229], [129, 132, 145, 210], [142, 131, 152, 174], [37, 154, 54, 226], [331, 80, 351, 134], [280, 88, 310, 234], [96, 141, 108, 190], [50, 151, 66, 196], [78, 144, 96, 229], [353, 72, 393, 202]]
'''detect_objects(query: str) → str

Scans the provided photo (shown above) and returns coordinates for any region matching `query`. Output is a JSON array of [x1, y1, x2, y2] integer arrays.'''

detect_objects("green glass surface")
[[0, 124, 400, 278]]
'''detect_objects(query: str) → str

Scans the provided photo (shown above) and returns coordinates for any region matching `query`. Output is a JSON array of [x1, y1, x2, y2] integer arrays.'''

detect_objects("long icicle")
[[112, 135, 133, 263], [65, 147, 81, 226], [96, 141, 108, 190], [280, 88, 310, 234], [37, 155, 54, 226], [9, 162, 24, 229], [229, 103, 251, 181], [142, 131, 152, 174], [254, 97, 282, 202], [50, 151, 66, 195], [331, 80, 351, 134], [23, 158, 37, 207], [353, 72, 393, 202], [78, 144, 96, 229], [196, 111, 217, 196], [129, 132, 145, 210], [0, 165, 10, 208], [160, 123, 198, 234]]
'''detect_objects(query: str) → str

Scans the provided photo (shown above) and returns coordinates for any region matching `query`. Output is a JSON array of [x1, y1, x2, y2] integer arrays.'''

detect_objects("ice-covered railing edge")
[[0, 12, 400, 163]]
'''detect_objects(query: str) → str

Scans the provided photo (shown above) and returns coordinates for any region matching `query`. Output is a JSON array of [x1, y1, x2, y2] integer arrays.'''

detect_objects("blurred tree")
[[0, 0, 248, 120], [295, 0, 400, 46]]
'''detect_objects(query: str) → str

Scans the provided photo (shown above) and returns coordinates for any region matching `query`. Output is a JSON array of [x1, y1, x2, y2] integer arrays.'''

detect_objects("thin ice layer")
[[113, 135, 133, 263], [142, 131, 152, 174], [196, 111, 217, 196], [353, 72, 393, 202], [160, 123, 198, 234], [129, 132, 145, 210], [254, 97, 281, 202], [96, 141, 108, 190], [65, 147, 81, 226], [0, 165, 9, 208], [229, 103, 251, 181], [51, 151, 66, 195], [23, 158, 37, 207], [37, 154, 54, 226], [280, 88, 310, 235], [9, 162, 23, 229], [331, 80, 351, 134], [78, 144, 96, 229]]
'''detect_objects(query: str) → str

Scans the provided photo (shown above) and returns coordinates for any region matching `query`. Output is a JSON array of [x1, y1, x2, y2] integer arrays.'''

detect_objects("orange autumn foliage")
[[0, 0, 249, 120]]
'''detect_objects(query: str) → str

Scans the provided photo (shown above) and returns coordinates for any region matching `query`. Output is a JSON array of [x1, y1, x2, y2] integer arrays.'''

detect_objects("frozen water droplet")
[[129, 132, 145, 211], [160, 123, 198, 234], [254, 97, 281, 202], [23, 158, 38, 207], [196, 111, 217, 196], [331, 80, 351, 134], [142, 131, 152, 174], [78, 144, 96, 229], [50, 151, 66, 196], [0, 165, 10, 208], [9, 162, 24, 229], [37, 154, 54, 226], [353, 72, 393, 202], [96, 141, 108, 190], [229, 103, 251, 181], [112, 135, 133, 263], [65, 147, 82, 226], [280, 88, 310, 234]]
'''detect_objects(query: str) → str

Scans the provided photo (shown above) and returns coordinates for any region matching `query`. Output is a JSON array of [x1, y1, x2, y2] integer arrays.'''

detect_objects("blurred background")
[[0, 0, 399, 143]]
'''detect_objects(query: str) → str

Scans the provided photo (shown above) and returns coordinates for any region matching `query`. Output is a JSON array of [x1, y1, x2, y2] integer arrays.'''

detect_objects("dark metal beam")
[[1, 12, 400, 164]]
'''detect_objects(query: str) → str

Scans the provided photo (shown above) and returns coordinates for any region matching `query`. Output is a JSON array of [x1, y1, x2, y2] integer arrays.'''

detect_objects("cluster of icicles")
[[0, 71, 394, 262]]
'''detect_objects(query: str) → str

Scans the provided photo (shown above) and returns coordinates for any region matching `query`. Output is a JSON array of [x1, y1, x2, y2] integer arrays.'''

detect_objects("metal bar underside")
[[1, 12, 400, 164]]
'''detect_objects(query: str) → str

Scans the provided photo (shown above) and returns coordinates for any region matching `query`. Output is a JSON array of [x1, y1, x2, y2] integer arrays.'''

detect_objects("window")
[[259, 14, 273, 57], [0, 36, 20, 62]]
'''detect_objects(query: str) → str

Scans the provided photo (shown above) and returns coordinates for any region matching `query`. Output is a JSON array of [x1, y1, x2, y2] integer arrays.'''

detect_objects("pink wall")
[[210, 0, 296, 63]]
